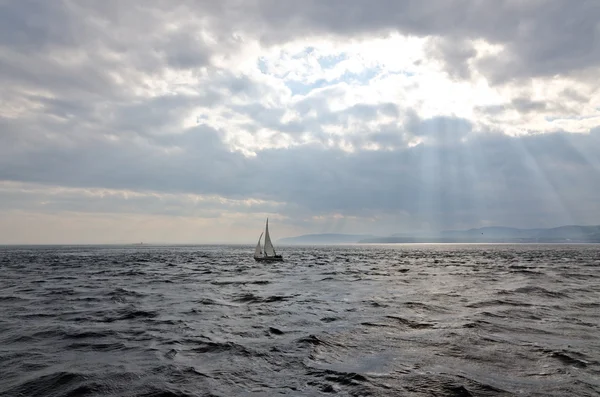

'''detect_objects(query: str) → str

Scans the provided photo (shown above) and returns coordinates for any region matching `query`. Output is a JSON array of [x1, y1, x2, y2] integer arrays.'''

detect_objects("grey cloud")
[[219, 0, 600, 81], [0, 184, 285, 218], [511, 97, 547, 114], [0, 50, 123, 102], [474, 104, 507, 116], [560, 88, 591, 103], [476, 1, 600, 83], [476, 96, 588, 119], [23, 95, 98, 123], [157, 27, 213, 70], [251, 130, 600, 229], [306, 102, 401, 134], [231, 95, 401, 142], [230, 104, 288, 132], [0, 1, 220, 119], [349, 123, 407, 150], [427, 37, 476, 80], [109, 92, 222, 136], [3, 0, 599, 127], [405, 112, 472, 142], [2, 115, 599, 230], [0, 0, 81, 50], [3, 1, 599, 86], [2, 0, 600, 233], [346, 103, 399, 120]]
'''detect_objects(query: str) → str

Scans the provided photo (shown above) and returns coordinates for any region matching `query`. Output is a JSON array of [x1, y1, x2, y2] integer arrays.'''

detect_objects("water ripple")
[[1, 243, 599, 396]]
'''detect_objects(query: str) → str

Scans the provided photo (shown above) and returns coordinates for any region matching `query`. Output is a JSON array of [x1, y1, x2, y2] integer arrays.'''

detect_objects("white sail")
[[254, 232, 263, 258], [264, 218, 276, 257]]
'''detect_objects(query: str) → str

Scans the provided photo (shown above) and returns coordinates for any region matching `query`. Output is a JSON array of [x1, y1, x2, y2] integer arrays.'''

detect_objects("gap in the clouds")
[[212, 35, 515, 154], [255, 37, 420, 98], [315, 52, 348, 69], [283, 68, 384, 96]]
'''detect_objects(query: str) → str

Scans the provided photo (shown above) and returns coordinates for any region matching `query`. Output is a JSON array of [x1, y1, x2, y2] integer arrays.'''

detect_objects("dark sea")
[[1, 244, 599, 397]]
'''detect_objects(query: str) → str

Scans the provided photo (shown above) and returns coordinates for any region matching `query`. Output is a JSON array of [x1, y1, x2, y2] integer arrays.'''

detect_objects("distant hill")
[[441, 225, 600, 242], [278, 233, 377, 245], [360, 225, 600, 243], [279, 226, 600, 245]]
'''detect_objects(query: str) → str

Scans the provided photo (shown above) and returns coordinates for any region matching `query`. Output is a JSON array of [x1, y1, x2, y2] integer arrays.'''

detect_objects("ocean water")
[[0, 244, 599, 396]]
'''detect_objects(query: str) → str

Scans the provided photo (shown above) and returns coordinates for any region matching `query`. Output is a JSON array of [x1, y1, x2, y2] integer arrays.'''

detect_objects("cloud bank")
[[1, 0, 599, 243]]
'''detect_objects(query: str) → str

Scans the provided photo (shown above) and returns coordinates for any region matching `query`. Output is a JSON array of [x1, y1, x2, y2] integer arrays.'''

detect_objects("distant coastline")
[[277, 233, 377, 245], [278, 225, 600, 245]]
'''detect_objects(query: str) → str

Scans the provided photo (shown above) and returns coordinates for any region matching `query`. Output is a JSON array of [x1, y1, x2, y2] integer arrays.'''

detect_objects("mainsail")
[[253, 218, 282, 262], [264, 218, 276, 257], [254, 232, 263, 258]]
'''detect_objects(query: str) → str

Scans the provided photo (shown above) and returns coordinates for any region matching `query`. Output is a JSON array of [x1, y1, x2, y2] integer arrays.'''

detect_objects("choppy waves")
[[1, 244, 599, 396]]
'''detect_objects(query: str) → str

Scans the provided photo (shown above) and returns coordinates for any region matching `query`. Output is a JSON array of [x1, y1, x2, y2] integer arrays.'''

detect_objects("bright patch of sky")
[[190, 32, 600, 155]]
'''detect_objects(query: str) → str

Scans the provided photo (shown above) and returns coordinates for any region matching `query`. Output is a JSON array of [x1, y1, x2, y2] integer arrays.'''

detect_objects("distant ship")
[[253, 218, 283, 262]]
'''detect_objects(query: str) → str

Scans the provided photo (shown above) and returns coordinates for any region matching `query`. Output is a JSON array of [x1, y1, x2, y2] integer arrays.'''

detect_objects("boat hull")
[[254, 255, 284, 262]]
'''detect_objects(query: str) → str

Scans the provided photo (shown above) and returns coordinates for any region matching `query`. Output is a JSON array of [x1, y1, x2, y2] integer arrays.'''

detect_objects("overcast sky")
[[1, 0, 600, 243]]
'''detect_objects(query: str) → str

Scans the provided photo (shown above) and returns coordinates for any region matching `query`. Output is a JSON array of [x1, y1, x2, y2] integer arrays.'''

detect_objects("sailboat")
[[254, 218, 283, 262]]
